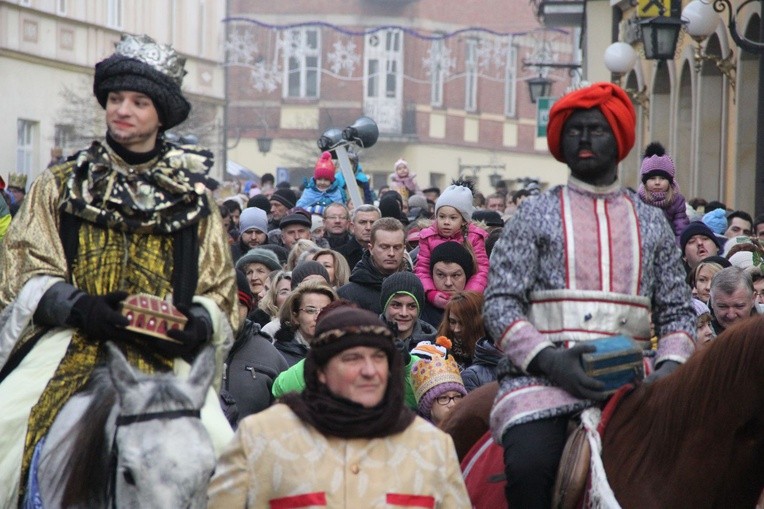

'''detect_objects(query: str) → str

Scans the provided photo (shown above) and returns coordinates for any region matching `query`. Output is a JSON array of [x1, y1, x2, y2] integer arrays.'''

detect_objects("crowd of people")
[[0, 33, 762, 508]]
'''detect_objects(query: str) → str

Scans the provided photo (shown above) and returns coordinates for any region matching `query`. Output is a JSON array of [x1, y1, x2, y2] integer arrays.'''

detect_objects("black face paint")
[[561, 108, 619, 186]]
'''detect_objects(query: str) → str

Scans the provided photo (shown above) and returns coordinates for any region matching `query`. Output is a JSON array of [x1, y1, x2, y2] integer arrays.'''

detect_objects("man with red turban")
[[484, 82, 695, 507]]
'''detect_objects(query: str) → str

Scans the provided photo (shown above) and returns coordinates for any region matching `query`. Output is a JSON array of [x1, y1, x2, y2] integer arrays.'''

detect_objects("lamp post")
[[527, 75, 554, 103], [682, 0, 764, 215], [639, 16, 684, 60], [256, 136, 272, 155]]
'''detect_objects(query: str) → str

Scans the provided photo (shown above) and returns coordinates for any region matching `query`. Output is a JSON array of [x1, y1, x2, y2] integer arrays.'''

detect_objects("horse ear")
[[186, 346, 215, 407], [106, 342, 139, 395]]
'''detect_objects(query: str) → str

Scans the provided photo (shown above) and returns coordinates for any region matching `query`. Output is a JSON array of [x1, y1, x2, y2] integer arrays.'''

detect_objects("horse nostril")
[[123, 468, 136, 486]]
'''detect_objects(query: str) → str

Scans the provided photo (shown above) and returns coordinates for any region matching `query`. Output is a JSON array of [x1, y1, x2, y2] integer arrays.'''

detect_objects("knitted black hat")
[[310, 307, 394, 366], [94, 55, 190, 130], [291, 261, 331, 290], [380, 271, 425, 314], [236, 268, 254, 310], [429, 241, 475, 281], [247, 194, 272, 215], [270, 188, 297, 209], [680, 221, 723, 253]]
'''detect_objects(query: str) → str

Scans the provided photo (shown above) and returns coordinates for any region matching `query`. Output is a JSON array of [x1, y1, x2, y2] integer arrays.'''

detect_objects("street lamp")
[[639, 16, 684, 60], [682, 0, 764, 215], [256, 136, 272, 155], [527, 75, 553, 103]]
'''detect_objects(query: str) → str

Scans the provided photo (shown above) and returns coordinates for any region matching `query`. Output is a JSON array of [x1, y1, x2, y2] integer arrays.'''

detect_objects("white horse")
[[26, 343, 216, 508]]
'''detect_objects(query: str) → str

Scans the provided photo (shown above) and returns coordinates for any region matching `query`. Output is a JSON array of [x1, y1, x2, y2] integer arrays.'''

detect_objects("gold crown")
[[411, 353, 463, 402], [114, 34, 187, 86], [7, 172, 27, 190]]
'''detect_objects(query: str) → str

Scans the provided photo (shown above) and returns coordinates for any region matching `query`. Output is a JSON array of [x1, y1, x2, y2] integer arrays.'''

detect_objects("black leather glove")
[[162, 305, 212, 361], [533, 344, 608, 401], [65, 291, 132, 342], [644, 360, 680, 384]]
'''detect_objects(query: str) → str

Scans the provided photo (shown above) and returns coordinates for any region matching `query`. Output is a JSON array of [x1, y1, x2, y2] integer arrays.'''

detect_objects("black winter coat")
[[460, 337, 503, 392], [273, 326, 309, 367]]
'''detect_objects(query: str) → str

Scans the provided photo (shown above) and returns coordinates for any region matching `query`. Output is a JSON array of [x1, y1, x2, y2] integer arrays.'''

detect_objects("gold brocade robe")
[[0, 140, 237, 498]]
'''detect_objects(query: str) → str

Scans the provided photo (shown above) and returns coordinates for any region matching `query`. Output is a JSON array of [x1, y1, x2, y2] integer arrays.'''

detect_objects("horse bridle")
[[108, 409, 201, 509]]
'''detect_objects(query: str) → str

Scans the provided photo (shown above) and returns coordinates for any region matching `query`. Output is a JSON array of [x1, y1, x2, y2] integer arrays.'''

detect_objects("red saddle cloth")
[[461, 431, 508, 509]]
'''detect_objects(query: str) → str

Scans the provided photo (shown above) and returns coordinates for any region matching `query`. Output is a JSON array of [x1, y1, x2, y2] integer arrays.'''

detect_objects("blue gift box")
[[580, 335, 644, 395]]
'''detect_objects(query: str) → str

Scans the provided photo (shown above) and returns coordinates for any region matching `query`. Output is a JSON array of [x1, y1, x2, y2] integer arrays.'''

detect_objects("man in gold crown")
[[0, 34, 237, 505]]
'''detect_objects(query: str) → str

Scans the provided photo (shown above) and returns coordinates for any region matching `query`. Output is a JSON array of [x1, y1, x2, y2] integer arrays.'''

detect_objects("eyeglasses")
[[435, 394, 464, 406], [754, 291, 764, 298], [325, 215, 348, 221], [299, 306, 324, 316]]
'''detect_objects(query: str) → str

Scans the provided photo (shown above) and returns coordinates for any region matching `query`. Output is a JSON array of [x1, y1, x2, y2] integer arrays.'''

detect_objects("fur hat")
[[258, 244, 289, 265], [380, 271, 425, 315], [236, 268, 254, 310], [314, 152, 336, 182], [310, 307, 395, 366], [435, 184, 475, 222], [394, 159, 408, 171], [235, 248, 282, 272], [429, 241, 475, 281], [410, 337, 466, 419], [239, 207, 268, 234], [93, 34, 190, 130], [680, 221, 723, 253], [291, 261, 331, 290], [311, 215, 324, 233], [640, 142, 676, 184], [472, 210, 504, 227], [270, 188, 297, 209]]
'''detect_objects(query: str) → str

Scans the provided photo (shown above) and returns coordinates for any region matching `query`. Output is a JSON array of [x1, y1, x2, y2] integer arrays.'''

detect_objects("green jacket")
[[272, 354, 422, 410]]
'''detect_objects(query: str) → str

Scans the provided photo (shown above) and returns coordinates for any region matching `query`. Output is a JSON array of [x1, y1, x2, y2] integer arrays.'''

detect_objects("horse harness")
[[108, 408, 201, 508]]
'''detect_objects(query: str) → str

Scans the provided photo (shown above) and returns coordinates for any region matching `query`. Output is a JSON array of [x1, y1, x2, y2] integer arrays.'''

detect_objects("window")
[[430, 40, 445, 107], [20, 0, 31, 6], [107, 0, 123, 29], [54, 124, 76, 151], [283, 28, 320, 98], [57, 0, 66, 15], [17, 119, 37, 175], [504, 44, 517, 117], [465, 39, 478, 112], [197, 0, 205, 55]]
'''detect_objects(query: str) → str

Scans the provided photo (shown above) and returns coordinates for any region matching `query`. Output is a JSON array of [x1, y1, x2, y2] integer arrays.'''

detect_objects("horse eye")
[[123, 468, 136, 486], [209, 467, 216, 480]]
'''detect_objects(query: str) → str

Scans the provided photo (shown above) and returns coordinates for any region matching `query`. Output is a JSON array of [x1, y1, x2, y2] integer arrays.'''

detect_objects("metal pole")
[[757, 12, 764, 217]]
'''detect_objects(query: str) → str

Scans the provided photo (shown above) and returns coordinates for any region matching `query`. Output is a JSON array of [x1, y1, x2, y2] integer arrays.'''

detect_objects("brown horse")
[[443, 316, 764, 508], [602, 315, 764, 508]]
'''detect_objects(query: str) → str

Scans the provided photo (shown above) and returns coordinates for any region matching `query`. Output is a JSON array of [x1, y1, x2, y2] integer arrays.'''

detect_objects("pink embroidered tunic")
[[485, 177, 695, 442]]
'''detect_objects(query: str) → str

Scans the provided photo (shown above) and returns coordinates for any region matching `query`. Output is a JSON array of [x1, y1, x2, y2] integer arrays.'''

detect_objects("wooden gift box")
[[121, 294, 187, 343], [580, 335, 644, 395]]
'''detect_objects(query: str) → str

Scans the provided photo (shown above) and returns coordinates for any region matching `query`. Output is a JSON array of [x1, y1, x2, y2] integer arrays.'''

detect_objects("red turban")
[[547, 82, 636, 163]]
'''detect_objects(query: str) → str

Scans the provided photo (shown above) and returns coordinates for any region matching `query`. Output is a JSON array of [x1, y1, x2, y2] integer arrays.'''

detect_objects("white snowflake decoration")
[[327, 39, 360, 76], [250, 61, 281, 93], [225, 27, 257, 65], [422, 41, 455, 79], [277, 30, 308, 61]]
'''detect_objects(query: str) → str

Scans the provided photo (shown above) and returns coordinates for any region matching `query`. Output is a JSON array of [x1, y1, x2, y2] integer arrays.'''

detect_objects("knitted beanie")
[[311, 215, 324, 233], [429, 241, 475, 281], [680, 221, 723, 253], [410, 341, 466, 419], [640, 142, 676, 184], [702, 208, 728, 235], [270, 188, 297, 209], [236, 268, 254, 310], [258, 244, 289, 265], [93, 35, 190, 130], [235, 247, 282, 272], [291, 261, 331, 289], [239, 207, 268, 234], [691, 298, 710, 317], [380, 271, 425, 315], [247, 194, 272, 215], [314, 151, 336, 182], [310, 307, 395, 366], [408, 195, 428, 210], [435, 184, 475, 222]]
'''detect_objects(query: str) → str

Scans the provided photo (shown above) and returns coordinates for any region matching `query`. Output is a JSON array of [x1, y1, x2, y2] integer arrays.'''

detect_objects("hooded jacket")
[[460, 337, 503, 392], [337, 251, 405, 315]]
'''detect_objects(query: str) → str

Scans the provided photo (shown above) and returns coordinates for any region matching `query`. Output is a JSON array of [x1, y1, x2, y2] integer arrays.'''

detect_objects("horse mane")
[[61, 364, 195, 506], [608, 316, 764, 473]]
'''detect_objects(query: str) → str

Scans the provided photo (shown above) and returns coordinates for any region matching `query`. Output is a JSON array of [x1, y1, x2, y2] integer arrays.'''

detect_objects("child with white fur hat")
[[413, 179, 489, 309], [389, 158, 422, 201]]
